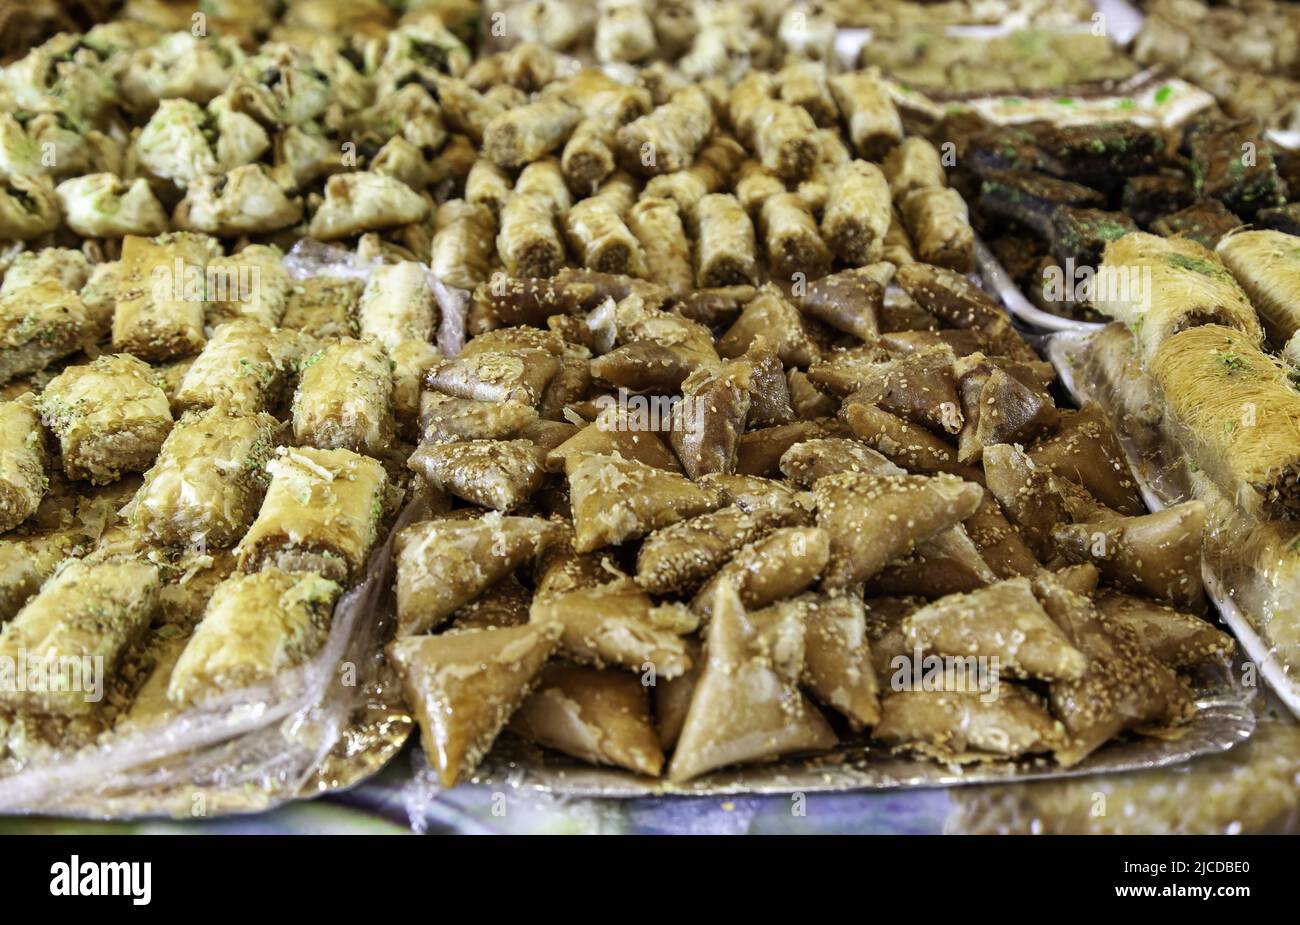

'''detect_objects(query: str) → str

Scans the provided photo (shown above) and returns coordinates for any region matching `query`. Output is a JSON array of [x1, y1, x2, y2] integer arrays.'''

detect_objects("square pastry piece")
[[40, 354, 174, 484]]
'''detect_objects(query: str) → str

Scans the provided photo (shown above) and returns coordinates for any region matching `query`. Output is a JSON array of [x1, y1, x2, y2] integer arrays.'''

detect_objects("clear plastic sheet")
[[1047, 328, 1300, 719]]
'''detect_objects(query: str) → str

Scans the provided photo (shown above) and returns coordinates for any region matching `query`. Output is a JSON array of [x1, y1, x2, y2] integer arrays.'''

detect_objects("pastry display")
[[0, 0, 1275, 814]]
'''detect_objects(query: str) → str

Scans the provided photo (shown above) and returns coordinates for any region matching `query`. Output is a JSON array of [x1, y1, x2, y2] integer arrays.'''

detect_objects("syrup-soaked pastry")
[[964, 494, 1041, 579], [1028, 403, 1144, 516], [472, 268, 670, 330], [446, 575, 533, 634], [307, 171, 430, 240], [787, 370, 839, 419], [637, 503, 803, 596], [408, 439, 547, 512], [894, 261, 1004, 330], [954, 354, 1060, 464], [394, 514, 561, 636], [719, 285, 819, 368], [904, 578, 1088, 681], [736, 419, 845, 476], [0, 559, 160, 717], [777, 60, 838, 128], [291, 338, 394, 455], [798, 591, 881, 729], [698, 472, 810, 517], [1032, 573, 1193, 766], [114, 233, 219, 361], [387, 622, 562, 788], [1052, 501, 1208, 612], [236, 447, 387, 584], [483, 97, 580, 169], [616, 86, 716, 177], [692, 526, 830, 617], [884, 137, 947, 200], [496, 158, 570, 278], [205, 245, 291, 329], [174, 321, 284, 415], [429, 201, 496, 291], [643, 134, 745, 224], [735, 159, 785, 215], [427, 344, 561, 406], [281, 277, 362, 340], [761, 192, 831, 281], [626, 196, 694, 298], [822, 160, 892, 265], [694, 192, 759, 288], [874, 685, 1061, 759], [568, 453, 724, 552], [131, 407, 277, 548], [530, 577, 694, 677], [845, 346, 964, 437], [546, 415, 682, 474], [563, 172, 646, 275], [729, 336, 795, 428], [465, 158, 513, 216], [668, 580, 836, 782], [865, 525, 997, 598], [1093, 590, 1235, 670], [982, 442, 1105, 559], [55, 173, 168, 239], [839, 401, 982, 482], [829, 71, 903, 160], [555, 68, 652, 124], [419, 392, 539, 445], [509, 664, 665, 777], [797, 264, 891, 342], [561, 116, 618, 195], [900, 186, 975, 273], [356, 261, 437, 351], [0, 395, 46, 534], [41, 354, 173, 485], [173, 164, 304, 236], [815, 471, 984, 589], [0, 282, 92, 385], [669, 365, 751, 479], [779, 437, 897, 488], [166, 569, 341, 707]]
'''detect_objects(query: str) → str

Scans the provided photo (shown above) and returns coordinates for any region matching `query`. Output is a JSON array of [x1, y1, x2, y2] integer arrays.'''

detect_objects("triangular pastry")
[[387, 622, 561, 788], [668, 581, 837, 782], [568, 453, 723, 551]]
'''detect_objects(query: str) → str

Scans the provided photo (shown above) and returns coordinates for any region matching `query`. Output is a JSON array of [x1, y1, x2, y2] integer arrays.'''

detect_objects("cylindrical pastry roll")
[[822, 160, 892, 265], [555, 68, 652, 124], [728, 73, 776, 143], [761, 193, 831, 281], [236, 446, 388, 582], [749, 99, 819, 181], [627, 197, 693, 297], [175, 319, 284, 414], [695, 193, 759, 288], [113, 232, 221, 361], [829, 71, 903, 160], [167, 568, 341, 707], [563, 172, 645, 275], [0, 559, 160, 717], [358, 260, 438, 349], [465, 158, 513, 216], [430, 200, 497, 291], [561, 116, 617, 195], [596, 0, 656, 63], [40, 354, 173, 484], [1216, 230, 1300, 349], [777, 61, 838, 127], [735, 160, 786, 216], [642, 134, 744, 223], [884, 137, 946, 199], [1093, 232, 1260, 361], [291, 338, 395, 454], [0, 394, 46, 533], [901, 186, 975, 273], [132, 406, 279, 547], [433, 76, 505, 143], [1150, 324, 1300, 520], [616, 86, 715, 176], [483, 98, 580, 168], [497, 159, 571, 278], [883, 208, 915, 265]]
